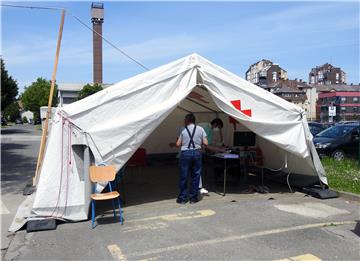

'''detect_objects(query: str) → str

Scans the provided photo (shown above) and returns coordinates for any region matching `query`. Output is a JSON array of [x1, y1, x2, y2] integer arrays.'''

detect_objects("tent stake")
[[33, 9, 65, 186]]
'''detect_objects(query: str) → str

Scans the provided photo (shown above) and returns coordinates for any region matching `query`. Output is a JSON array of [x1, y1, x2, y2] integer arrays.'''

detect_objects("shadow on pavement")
[[352, 220, 360, 237], [94, 161, 292, 213], [89, 161, 293, 227], [1, 128, 32, 135], [1, 143, 36, 195]]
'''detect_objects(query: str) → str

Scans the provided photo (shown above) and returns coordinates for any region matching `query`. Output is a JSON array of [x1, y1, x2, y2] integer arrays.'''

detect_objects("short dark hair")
[[185, 113, 196, 123], [211, 118, 223, 128]]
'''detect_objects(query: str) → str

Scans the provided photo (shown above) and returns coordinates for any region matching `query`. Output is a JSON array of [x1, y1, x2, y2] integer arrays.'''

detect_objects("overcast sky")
[[2, 1, 359, 93]]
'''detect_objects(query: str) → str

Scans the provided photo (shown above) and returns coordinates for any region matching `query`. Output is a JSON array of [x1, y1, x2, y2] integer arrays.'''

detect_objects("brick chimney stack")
[[91, 3, 104, 84]]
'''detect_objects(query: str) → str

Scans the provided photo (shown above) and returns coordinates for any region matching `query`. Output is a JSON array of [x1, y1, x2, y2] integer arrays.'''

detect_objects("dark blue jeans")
[[178, 150, 202, 202]]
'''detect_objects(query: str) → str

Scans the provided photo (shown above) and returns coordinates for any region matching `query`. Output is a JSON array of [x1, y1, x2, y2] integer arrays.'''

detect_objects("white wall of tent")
[[10, 54, 326, 231]]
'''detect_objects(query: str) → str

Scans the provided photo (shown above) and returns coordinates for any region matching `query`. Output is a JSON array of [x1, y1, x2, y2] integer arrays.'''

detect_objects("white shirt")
[[178, 124, 207, 151]]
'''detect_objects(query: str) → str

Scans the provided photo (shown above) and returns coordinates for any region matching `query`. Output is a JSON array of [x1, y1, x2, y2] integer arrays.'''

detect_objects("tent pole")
[[33, 9, 65, 186], [177, 106, 192, 113]]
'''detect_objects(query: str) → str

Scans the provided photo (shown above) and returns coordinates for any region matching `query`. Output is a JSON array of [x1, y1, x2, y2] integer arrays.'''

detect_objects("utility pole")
[[33, 9, 65, 185]]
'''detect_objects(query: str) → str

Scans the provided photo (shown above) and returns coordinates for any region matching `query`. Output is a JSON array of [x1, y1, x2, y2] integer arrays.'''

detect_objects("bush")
[[21, 78, 58, 123], [78, 83, 103, 100], [3, 102, 20, 122], [22, 116, 28, 123]]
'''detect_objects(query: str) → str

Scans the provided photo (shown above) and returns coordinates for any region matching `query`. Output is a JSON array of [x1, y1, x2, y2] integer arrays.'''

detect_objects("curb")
[[337, 190, 360, 202]]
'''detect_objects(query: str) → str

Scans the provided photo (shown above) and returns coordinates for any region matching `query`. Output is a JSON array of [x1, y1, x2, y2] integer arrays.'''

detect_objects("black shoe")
[[189, 199, 198, 204], [176, 198, 187, 204]]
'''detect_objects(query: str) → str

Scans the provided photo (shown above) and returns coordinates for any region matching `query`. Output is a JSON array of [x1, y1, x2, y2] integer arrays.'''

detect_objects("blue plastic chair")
[[89, 165, 123, 228]]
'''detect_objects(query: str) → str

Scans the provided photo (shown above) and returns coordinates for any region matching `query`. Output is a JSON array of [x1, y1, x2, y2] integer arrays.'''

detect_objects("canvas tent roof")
[[10, 53, 326, 229]]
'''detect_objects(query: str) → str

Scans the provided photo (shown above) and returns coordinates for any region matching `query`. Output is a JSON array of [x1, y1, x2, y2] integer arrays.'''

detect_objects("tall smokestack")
[[91, 2, 104, 84]]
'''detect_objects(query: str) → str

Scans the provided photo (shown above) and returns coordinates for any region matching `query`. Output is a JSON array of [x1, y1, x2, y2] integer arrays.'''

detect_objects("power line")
[[69, 12, 149, 71], [1, 3, 63, 11], [1, 3, 149, 71]]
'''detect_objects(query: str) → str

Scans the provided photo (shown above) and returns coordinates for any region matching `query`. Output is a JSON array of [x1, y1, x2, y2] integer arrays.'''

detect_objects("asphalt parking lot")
[[1, 125, 360, 260]]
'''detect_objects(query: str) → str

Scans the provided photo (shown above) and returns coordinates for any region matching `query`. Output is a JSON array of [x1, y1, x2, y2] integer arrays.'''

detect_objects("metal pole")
[[33, 9, 65, 185]]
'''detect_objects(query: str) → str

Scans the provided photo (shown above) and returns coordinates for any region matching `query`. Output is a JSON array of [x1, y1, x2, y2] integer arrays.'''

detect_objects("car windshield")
[[309, 125, 323, 135], [316, 125, 356, 138]]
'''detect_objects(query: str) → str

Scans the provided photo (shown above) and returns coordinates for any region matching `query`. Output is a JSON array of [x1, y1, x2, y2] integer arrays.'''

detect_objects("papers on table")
[[213, 153, 239, 159]]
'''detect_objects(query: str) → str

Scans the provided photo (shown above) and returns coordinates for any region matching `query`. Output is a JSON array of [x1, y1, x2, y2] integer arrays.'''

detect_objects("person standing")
[[175, 114, 208, 204], [197, 118, 225, 195]]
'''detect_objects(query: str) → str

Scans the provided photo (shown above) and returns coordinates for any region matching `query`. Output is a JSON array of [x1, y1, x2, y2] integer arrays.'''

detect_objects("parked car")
[[336, 121, 359, 125], [308, 122, 328, 136], [313, 123, 359, 160], [1, 117, 7, 126], [15, 118, 23, 124]]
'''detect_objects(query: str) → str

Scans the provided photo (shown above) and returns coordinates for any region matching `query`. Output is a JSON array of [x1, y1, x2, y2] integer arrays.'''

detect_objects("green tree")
[[1, 58, 19, 111], [77, 83, 103, 100], [3, 102, 20, 121], [22, 116, 28, 123], [21, 78, 58, 122]]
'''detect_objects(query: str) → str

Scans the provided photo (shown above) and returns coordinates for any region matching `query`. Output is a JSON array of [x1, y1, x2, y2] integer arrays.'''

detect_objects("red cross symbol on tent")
[[230, 99, 252, 117]]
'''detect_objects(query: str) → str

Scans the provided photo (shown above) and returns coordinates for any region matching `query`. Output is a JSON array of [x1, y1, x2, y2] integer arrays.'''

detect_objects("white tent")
[[15, 54, 327, 224]]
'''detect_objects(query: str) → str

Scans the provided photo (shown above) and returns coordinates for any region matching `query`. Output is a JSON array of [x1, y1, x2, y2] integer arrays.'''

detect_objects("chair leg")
[[91, 200, 95, 229], [117, 197, 123, 225], [112, 199, 116, 220]]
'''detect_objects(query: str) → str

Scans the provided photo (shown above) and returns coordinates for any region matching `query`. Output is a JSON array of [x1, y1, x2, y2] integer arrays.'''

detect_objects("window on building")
[[353, 97, 359, 103], [272, 72, 277, 82], [336, 73, 339, 80], [340, 97, 346, 104], [283, 93, 291, 97], [63, 97, 76, 105], [310, 76, 315, 84], [353, 107, 359, 113], [341, 106, 346, 111]]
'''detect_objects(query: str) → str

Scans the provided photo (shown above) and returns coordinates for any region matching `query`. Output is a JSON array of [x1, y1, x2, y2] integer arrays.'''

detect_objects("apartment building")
[[245, 59, 288, 87], [315, 85, 360, 122], [265, 79, 317, 120], [309, 63, 346, 85]]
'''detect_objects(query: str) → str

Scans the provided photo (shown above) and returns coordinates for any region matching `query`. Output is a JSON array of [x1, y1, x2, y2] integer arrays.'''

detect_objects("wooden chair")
[[89, 165, 123, 228]]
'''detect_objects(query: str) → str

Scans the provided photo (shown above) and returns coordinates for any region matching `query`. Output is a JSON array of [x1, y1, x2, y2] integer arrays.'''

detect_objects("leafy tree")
[[21, 78, 58, 122], [77, 83, 103, 100], [3, 102, 20, 121], [1, 58, 19, 111]]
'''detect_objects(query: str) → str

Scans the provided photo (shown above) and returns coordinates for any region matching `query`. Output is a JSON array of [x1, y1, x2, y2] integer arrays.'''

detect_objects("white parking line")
[[127, 221, 355, 259], [275, 253, 322, 261], [127, 209, 216, 223]]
